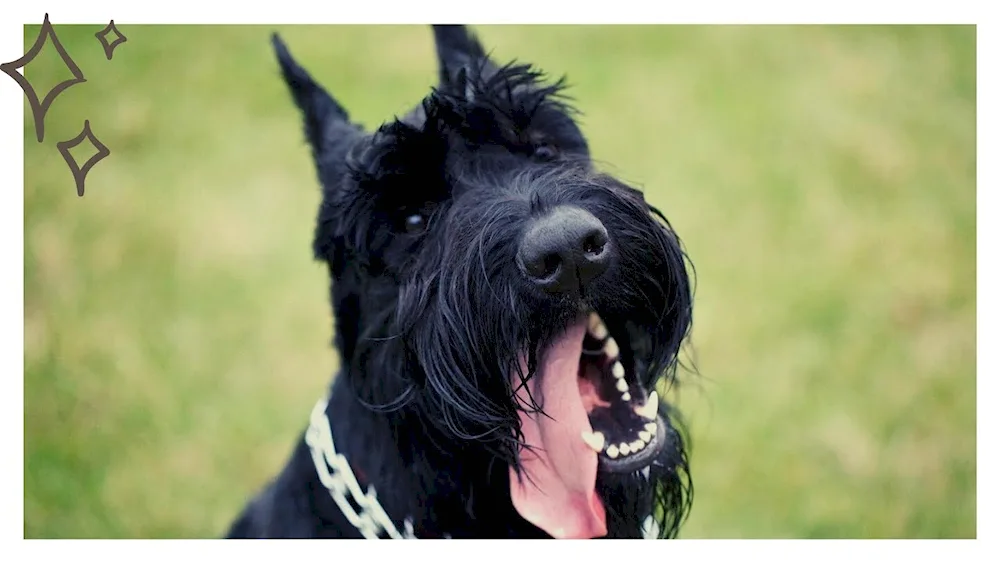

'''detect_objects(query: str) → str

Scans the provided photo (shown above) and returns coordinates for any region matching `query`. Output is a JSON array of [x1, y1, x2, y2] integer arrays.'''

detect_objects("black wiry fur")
[[226, 25, 694, 539]]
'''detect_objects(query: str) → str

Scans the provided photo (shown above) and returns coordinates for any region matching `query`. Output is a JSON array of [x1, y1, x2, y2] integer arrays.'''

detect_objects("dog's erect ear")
[[271, 33, 350, 154], [431, 25, 490, 94]]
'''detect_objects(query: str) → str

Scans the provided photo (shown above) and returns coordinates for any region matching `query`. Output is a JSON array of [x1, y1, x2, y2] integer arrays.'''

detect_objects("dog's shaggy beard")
[[595, 401, 692, 539], [336, 160, 694, 538]]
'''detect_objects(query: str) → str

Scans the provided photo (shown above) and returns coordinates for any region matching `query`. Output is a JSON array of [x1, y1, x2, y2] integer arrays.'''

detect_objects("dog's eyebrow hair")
[[430, 59, 576, 144]]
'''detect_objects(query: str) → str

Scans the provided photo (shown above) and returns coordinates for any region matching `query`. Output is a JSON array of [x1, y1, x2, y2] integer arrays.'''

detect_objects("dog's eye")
[[533, 144, 559, 161], [404, 213, 427, 234]]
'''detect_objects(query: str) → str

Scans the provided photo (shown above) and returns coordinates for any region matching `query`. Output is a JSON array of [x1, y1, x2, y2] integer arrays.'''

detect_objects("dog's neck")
[[309, 370, 547, 539]]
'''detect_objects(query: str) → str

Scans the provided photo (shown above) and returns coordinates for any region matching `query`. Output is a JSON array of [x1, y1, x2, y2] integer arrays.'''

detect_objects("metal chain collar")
[[304, 396, 417, 539], [306, 394, 661, 540]]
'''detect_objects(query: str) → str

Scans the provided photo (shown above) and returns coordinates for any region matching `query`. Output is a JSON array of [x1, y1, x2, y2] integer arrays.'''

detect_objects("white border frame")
[[4, 1, 992, 558]]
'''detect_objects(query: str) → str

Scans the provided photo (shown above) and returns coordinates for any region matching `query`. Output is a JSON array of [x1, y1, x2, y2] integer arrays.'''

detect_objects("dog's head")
[[273, 26, 693, 539]]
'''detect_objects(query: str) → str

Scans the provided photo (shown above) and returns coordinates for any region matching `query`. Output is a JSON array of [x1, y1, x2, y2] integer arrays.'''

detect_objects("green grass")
[[23, 24, 976, 539]]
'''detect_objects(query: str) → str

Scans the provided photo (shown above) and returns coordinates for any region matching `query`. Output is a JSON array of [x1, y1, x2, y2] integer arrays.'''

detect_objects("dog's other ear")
[[271, 33, 350, 155], [431, 25, 490, 93]]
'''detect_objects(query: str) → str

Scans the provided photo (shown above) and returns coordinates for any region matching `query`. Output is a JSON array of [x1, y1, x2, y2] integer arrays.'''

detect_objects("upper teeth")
[[588, 314, 630, 403]]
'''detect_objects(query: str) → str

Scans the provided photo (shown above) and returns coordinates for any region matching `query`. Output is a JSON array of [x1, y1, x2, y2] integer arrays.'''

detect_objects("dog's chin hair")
[[595, 460, 690, 539], [596, 406, 693, 539]]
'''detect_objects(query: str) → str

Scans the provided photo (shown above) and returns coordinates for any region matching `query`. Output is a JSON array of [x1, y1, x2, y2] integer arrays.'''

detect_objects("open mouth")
[[578, 312, 665, 474], [508, 311, 666, 539]]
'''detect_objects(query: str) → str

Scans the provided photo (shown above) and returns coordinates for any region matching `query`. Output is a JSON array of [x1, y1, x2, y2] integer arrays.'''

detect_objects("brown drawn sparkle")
[[0, 13, 87, 143], [95, 20, 128, 60], [57, 120, 110, 197]]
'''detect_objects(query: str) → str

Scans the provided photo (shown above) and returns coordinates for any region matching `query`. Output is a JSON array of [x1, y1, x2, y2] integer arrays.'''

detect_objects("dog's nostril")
[[582, 231, 607, 256], [520, 250, 562, 281], [540, 253, 562, 279]]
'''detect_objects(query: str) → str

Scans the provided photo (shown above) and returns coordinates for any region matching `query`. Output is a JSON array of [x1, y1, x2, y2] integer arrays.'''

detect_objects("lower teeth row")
[[581, 421, 658, 460], [606, 422, 657, 458]]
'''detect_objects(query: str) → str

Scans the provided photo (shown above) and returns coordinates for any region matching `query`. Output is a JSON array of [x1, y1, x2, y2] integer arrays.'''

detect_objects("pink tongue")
[[509, 319, 607, 539]]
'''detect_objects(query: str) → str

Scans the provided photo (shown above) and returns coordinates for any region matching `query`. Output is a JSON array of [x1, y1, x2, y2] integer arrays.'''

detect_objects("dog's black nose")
[[517, 206, 611, 295]]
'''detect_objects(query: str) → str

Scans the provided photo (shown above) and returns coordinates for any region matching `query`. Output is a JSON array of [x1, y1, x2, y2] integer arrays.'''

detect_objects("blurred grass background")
[[22, 24, 976, 539]]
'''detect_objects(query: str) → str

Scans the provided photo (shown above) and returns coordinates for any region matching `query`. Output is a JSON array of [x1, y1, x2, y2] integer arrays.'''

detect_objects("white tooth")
[[611, 362, 625, 379], [645, 422, 658, 434], [616, 378, 629, 392], [641, 467, 651, 479], [603, 337, 619, 359], [621, 392, 631, 402], [639, 430, 652, 443], [634, 390, 659, 420], [606, 444, 619, 459], [591, 323, 608, 340], [631, 440, 644, 451], [588, 313, 609, 340], [580, 431, 605, 452], [588, 312, 602, 330], [619, 442, 631, 456]]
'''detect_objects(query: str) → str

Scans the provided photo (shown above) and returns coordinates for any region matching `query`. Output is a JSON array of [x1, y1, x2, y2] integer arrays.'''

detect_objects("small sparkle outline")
[[95, 20, 128, 61], [56, 120, 111, 197]]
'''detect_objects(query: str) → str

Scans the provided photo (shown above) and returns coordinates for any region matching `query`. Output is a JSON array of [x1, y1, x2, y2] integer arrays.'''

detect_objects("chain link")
[[305, 396, 417, 539], [641, 515, 660, 539], [307, 394, 656, 540]]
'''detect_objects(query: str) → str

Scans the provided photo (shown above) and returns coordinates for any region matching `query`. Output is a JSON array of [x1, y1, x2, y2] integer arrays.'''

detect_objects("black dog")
[[226, 25, 694, 539]]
